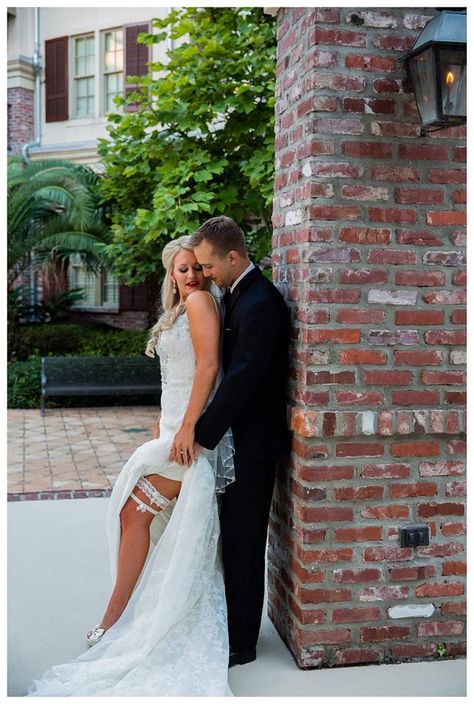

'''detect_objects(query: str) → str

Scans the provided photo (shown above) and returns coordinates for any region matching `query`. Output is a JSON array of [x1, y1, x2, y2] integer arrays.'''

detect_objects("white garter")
[[136, 477, 170, 511], [130, 492, 160, 515]]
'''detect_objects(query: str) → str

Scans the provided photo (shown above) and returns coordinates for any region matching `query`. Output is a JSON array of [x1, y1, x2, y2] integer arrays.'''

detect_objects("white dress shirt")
[[230, 261, 255, 294]]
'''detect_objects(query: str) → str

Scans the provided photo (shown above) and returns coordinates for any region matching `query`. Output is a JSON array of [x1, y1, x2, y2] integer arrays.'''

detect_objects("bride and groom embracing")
[[28, 215, 290, 697]]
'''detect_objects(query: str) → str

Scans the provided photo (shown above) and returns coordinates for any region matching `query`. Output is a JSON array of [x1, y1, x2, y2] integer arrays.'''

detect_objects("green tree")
[[7, 157, 110, 358], [98, 7, 276, 285]]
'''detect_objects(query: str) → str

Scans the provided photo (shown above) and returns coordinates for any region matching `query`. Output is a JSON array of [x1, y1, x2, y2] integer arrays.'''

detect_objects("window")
[[74, 34, 95, 117], [101, 268, 120, 306], [68, 255, 119, 309], [46, 24, 148, 121], [103, 29, 123, 112]]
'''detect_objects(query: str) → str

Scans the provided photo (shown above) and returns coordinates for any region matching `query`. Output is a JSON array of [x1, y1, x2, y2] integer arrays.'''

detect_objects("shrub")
[[9, 324, 153, 408], [19, 324, 86, 358], [8, 358, 42, 409], [79, 328, 148, 357], [18, 324, 148, 359], [7, 355, 159, 409]]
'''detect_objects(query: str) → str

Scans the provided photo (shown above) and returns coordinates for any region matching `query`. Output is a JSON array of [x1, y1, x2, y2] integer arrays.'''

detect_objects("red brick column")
[[268, 7, 466, 668], [8, 86, 34, 154]]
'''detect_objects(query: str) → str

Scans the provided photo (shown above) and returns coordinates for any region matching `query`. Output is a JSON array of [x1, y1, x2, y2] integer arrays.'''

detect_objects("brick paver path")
[[8, 407, 160, 500]]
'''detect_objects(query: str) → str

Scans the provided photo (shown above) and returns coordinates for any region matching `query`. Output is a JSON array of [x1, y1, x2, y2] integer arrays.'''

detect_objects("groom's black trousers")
[[219, 456, 277, 651]]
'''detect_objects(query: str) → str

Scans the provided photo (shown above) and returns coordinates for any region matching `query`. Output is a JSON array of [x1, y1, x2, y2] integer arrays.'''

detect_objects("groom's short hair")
[[190, 216, 247, 258]]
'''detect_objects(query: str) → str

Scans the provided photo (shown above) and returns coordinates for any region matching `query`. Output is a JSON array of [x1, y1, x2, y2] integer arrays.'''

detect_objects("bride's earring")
[[172, 279, 177, 295]]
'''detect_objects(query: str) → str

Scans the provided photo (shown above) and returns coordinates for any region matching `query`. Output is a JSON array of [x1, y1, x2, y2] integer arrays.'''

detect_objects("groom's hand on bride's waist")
[[169, 435, 203, 466], [172, 442, 203, 466]]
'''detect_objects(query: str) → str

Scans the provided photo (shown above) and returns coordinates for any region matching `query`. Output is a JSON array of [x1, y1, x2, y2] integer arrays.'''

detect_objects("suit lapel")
[[225, 265, 260, 317]]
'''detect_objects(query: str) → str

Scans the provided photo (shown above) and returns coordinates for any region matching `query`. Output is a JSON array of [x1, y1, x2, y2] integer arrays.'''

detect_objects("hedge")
[[19, 323, 148, 358], [8, 324, 157, 409], [8, 358, 42, 409]]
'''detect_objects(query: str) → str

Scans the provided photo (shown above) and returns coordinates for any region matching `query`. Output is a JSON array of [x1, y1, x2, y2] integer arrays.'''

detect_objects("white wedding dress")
[[28, 299, 234, 696]]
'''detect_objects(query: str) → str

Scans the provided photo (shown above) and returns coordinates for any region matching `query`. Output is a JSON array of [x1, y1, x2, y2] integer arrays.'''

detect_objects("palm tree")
[[8, 157, 111, 358], [8, 157, 111, 285]]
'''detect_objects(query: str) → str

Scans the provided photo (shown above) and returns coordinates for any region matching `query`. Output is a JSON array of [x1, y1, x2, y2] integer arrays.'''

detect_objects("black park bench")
[[41, 355, 161, 416]]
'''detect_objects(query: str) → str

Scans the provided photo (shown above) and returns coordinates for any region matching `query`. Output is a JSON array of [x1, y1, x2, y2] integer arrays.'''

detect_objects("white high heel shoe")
[[85, 624, 106, 647]]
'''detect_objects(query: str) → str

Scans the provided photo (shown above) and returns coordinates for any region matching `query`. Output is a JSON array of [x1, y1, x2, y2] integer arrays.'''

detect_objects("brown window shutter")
[[123, 23, 150, 112], [45, 36, 68, 122], [119, 282, 148, 310]]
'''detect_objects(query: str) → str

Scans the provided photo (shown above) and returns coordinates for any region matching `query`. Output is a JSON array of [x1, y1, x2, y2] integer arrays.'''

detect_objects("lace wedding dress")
[[28, 296, 234, 697]]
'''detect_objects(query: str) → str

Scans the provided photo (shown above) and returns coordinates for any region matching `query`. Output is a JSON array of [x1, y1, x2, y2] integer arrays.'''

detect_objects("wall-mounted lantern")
[[402, 9, 466, 134]]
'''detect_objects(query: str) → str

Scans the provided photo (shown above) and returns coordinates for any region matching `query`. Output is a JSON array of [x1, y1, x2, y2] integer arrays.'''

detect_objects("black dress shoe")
[[228, 648, 256, 668]]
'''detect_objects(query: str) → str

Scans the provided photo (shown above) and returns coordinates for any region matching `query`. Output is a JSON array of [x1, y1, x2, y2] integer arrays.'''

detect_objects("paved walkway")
[[7, 407, 159, 498]]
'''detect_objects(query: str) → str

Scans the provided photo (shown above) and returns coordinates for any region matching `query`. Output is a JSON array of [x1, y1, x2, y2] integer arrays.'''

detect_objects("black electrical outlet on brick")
[[399, 524, 430, 548]]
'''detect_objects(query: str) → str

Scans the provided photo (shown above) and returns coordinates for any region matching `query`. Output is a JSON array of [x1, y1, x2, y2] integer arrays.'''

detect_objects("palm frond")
[[8, 157, 110, 288], [8, 179, 96, 233], [34, 231, 107, 252], [31, 232, 110, 274]]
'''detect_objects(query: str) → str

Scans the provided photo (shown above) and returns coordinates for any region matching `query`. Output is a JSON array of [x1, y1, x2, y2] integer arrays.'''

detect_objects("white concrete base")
[[8, 498, 466, 697]]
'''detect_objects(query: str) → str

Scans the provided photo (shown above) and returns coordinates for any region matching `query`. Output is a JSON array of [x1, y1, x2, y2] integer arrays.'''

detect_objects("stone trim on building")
[[7, 56, 36, 91], [28, 142, 102, 165]]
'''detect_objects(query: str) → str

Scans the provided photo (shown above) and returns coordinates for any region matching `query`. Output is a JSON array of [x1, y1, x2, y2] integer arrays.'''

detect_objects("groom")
[[187, 216, 290, 667]]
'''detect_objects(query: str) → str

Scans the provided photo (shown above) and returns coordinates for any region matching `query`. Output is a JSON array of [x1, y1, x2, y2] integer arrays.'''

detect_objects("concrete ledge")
[[8, 497, 466, 696]]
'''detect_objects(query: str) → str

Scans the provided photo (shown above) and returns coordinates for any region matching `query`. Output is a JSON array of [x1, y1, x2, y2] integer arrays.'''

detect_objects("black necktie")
[[223, 289, 232, 309]]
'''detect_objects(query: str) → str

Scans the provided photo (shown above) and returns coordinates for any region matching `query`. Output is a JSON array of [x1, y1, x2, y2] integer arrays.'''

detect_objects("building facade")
[[8, 7, 170, 329], [267, 6, 466, 668]]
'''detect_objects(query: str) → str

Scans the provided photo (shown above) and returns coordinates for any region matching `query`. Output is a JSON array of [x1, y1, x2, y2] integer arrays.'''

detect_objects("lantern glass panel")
[[438, 48, 466, 119], [409, 48, 438, 124]]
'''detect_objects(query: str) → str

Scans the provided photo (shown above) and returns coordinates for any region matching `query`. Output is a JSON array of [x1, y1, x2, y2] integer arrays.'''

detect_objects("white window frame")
[[71, 32, 97, 120], [69, 28, 125, 119], [68, 254, 119, 312], [101, 27, 124, 115]]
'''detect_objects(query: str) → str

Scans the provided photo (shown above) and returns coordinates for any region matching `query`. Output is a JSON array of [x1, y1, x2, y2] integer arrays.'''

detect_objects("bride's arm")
[[169, 290, 220, 466]]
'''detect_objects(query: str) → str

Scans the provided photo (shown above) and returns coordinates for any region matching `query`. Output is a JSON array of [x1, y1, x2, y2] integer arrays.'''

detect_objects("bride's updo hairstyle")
[[145, 235, 209, 357]]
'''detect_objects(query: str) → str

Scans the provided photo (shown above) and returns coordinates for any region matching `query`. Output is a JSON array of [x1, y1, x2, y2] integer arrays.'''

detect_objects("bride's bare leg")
[[98, 474, 181, 631]]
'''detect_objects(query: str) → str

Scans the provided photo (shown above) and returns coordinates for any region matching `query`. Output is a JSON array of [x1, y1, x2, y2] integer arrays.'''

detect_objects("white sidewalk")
[[8, 497, 466, 697]]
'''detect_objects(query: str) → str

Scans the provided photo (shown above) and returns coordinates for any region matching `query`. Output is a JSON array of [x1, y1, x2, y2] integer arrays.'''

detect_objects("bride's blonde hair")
[[145, 235, 210, 357]]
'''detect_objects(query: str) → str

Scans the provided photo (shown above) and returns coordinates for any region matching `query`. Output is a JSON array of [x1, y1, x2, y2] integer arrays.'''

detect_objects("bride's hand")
[[169, 424, 195, 466]]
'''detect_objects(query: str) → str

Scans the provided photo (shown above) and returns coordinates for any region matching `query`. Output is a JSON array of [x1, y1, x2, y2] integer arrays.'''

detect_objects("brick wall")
[[67, 309, 149, 331], [269, 7, 466, 668], [8, 86, 34, 154]]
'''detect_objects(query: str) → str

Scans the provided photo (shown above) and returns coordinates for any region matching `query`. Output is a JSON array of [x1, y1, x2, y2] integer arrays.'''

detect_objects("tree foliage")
[[8, 157, 110, 290], [97, 7, 276, 285], [7, 157, 111, 359]]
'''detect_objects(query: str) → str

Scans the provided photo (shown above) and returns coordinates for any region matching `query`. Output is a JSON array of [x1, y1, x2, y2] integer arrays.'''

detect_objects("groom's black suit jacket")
[[195, 265, 290, 461]]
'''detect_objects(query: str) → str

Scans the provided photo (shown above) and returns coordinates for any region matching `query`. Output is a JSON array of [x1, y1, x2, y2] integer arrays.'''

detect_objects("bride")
[[28, 236, 235, 696]]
